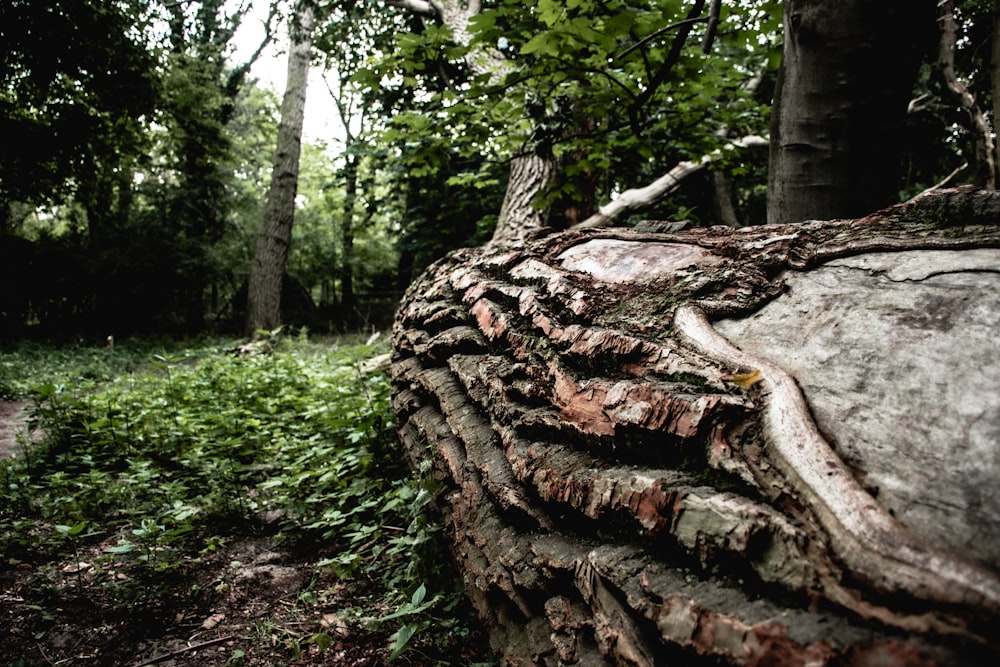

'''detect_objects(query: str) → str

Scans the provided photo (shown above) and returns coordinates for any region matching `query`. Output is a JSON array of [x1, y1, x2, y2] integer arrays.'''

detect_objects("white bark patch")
[[557, 240, 722, 284], [714, 249, 1000, 571], [828, 247, 1000, 281], [676, 297, 1000, 617]]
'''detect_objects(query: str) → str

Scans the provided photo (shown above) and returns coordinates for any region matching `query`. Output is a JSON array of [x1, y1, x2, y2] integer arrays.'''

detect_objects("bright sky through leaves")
[[231, 0, 344, 146]]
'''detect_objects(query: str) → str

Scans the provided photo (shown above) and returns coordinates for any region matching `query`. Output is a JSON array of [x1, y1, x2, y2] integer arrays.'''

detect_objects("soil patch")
[[0, 400, 31, 459], [0, 532, 492, 666]]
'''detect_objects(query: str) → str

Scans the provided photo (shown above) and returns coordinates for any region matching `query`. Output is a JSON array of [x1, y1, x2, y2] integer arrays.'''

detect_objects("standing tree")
[[160, 0, 280, 331], [387, 0, 562, 240], [389, 1, 1000, 664], [246, 0, 316, 335], [766, 0, 936, 224], [935, 0, 996, 189]]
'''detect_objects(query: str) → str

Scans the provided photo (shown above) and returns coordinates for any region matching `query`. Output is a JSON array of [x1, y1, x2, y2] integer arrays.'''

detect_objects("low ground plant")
[[0, 333, 488, 665]]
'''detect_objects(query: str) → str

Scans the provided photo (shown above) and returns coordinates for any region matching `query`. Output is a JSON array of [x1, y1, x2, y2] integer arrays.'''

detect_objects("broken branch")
[[571, 135, 768, 230]]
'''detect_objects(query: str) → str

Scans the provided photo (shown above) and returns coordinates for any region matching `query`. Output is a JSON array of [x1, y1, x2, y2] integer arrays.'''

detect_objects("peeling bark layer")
[[391, 188, 1000, 665]]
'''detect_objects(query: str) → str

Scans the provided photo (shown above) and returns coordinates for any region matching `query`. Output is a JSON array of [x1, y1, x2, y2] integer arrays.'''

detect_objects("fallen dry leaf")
[[201, 612, 225, 630]]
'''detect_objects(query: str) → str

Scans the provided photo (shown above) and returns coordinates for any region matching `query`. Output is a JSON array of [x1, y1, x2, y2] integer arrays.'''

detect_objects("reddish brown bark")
[[392, 188, 1000, 665]]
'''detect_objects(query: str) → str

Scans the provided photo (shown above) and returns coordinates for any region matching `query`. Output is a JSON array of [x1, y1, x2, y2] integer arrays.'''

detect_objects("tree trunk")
[[709, 171, 740, 227], [767, 0, 935, 225], [245, 1, 314, 336], [993, 0, 1000, 178], [340, 153, 358, 327], [388, 0, 563, 242], [938, 0, 996, 189], [492, 153, 561, 242], [392, 187, 1000, 665]]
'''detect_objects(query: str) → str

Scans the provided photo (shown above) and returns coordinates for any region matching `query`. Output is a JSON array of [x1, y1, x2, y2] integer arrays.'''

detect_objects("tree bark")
[[709, 170, 740, 227], [392, 187, 1000, 665], [245, 1, 314, 336], [767, 0, 935, 225], [492, 153, 561, 242], [938, 1, 996, 189], [388, 0, 562, 241], [993, 0, 1000, 178]]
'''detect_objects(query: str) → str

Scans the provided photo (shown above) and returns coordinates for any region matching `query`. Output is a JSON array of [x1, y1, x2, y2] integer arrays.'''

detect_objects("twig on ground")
[[131, 635, 237, 667], [35, 643, 55, 666]]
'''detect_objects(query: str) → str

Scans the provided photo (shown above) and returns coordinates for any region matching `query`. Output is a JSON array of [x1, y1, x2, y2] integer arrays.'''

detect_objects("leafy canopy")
[[0, 0, 157, 224], [366, 0, 780, 223]]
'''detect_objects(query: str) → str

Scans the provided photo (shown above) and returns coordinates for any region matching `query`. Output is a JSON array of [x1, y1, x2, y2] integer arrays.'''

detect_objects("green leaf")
[[309, 632, 332, 654], [225, 649, 246, 667], [466, 11, 496, 34], [537, 0, 564, 26], [55, 521, 87, 537], [520, 32, 555, 56], [106, 541, 136, 554], [387, 623, 418, 662], [410, 582, 426, 606]]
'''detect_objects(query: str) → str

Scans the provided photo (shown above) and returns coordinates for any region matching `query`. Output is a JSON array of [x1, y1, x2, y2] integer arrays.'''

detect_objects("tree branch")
[[627, 1, 706, 135], [701, 0, 722, 54], [615, 15, 709, 61], [906, 161, 968, 203], [225, 0, 280, 99], [937, 1, 996, 188], [384, 0, 440, 18], [571, 135, 768, 230], [322, 70, 362, 148]]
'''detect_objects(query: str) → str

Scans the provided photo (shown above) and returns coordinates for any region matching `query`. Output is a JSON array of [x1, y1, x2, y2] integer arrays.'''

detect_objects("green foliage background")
[[1, 0, 991, 337]]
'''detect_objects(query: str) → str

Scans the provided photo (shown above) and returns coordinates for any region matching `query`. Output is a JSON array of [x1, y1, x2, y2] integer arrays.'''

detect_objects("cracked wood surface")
[[391, 187, 1000, 665]]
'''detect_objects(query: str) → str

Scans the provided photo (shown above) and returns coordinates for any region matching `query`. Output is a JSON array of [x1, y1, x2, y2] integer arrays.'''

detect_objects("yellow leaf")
[[731, 369, 763, 388]]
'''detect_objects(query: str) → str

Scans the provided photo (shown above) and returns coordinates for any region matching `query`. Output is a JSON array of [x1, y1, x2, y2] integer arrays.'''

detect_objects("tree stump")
[[390, 188, 1000, 666]]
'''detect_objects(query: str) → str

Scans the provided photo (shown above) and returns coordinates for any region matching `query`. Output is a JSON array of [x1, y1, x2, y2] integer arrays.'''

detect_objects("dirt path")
[[0, 400, 31, 459]]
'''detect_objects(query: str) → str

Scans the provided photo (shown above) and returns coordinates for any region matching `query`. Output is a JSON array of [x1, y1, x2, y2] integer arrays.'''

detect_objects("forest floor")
[[0, 401, 494, 667], [0, 400, 30, 460]]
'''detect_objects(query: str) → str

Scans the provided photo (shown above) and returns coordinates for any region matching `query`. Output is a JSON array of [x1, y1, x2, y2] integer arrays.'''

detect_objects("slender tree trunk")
[[340, 154, 358, 327], [245, 1, 314, 336], [709, 170, 740, 227], [767, 0, 935, 224], [993, 0, 1000, 178], [937, 0, 996, 189]]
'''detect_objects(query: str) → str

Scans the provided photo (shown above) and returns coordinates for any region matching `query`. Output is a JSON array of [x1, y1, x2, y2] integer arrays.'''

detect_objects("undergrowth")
[[0, 331, 481, 664]]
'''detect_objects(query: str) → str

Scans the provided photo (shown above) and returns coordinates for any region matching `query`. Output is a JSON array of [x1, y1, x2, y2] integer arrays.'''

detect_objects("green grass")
[[0, 332, 477, 664]]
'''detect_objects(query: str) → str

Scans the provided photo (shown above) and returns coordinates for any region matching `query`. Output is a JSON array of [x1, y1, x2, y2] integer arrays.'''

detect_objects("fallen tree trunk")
[[391, 187, 1000, 665]]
